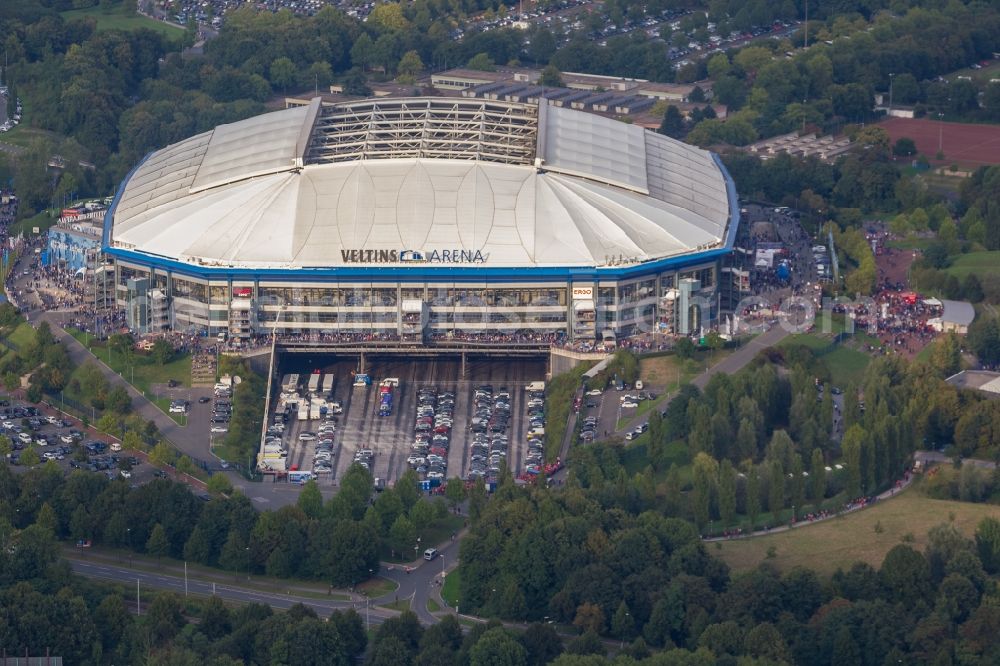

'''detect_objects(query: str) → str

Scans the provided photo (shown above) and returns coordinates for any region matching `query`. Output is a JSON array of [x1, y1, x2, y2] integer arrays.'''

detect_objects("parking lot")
[[268, 356, 546, 487], [4, 399, 169, 487]]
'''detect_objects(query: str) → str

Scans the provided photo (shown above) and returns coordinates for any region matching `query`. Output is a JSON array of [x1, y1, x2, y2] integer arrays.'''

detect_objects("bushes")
[[545, 363, 593, 462]]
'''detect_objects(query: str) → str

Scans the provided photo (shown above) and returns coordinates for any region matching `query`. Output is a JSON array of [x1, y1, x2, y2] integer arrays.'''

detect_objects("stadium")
[[102, 96, 740, 345]]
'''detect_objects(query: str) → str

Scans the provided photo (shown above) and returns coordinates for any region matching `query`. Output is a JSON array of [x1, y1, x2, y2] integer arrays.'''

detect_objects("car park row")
[[522, 388, 546, 477], [467, 384, 510, 482], [410, 385, 454, 484]]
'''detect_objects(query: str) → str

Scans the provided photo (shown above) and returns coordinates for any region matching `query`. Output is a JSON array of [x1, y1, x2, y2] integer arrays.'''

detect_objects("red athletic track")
[[880, 117, 1000, 167]]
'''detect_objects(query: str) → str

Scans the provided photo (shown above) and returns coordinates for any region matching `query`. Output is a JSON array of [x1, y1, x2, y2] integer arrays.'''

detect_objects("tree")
[[206, 473, 233, 496], [520, 623, 562, 666], [611, 601, 635, 641], [470, 627, 528, 666], [105, 386, 132, 414], [444, 477, 465, 510], [930, 332, 961, 377], [150, 338, 174, 365], [146, 523, 169, 558], [388, 515, 417, 559], [880, 544, 933, 605], [150, 441, 176, 467], [691, 453, 718, 530], [146, 592, 187, 644], [539, 64, 563, 87], [351, 33, 375, 71], [467, 53, 496, 72], [659, 105, 685, 139], [841, 425, 864, 498], [718, 459, 737, 529], [893, 137, 917, 157], [744, 622, 789, 662], [810, 448, 826, 502], [397, 50, 424, 80], [674, 337, 695, 359], [975, 517, 1000, 574], [20, 445, 40, 467], [747, 466, 761, 529], [298, 479, 323, 519], [572, 602, 605, 635], [269, 57, 297, 93], [768, 460, 785, 515], [199, 595, 232, 641]]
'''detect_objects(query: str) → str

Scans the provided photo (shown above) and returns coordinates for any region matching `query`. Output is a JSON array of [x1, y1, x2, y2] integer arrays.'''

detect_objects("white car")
[[169, 403, 187, 413], [60, 434, 75, 444], [18, 432, 31, 443], [621, 401, 639, 409], [298, 432, 317, 441], [210, 424, 228, 433], [2, 421, 13, 429], [586, 389, 602, 396], [120, 469, 131, 479]]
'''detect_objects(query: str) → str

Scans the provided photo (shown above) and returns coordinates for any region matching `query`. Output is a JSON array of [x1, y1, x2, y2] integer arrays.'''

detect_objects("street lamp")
[[887, 73, 895, 117], [245, 546, 250, 581], [126, 528, 132, 568], [414, 537, 421, 561]]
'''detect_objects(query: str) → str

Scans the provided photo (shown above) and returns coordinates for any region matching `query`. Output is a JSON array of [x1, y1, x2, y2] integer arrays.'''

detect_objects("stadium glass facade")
[[103, 97, 740, 344]]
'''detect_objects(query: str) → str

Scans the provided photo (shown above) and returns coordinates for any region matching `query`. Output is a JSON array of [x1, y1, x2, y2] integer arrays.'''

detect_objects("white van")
[[635, 380, 644, 391], [110, 442, 122, 452], [526, 381, 545, 392], [423, 548, 438, 561]]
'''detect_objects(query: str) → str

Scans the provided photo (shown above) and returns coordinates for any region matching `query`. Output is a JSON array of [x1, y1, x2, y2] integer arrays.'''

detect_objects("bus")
[[288, 470, 314, 484]]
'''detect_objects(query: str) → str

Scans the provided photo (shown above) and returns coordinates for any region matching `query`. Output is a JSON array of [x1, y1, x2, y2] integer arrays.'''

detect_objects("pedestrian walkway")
[[37, 312, 195, 458], [704, 468, 918, 542]]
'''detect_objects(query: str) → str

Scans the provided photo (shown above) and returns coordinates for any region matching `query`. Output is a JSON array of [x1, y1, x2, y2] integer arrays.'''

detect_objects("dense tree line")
[[687, 3, 1000, 147], [218, 356, 266, 464], [0, 512, 370, 664], [0, 460, 464, 586], [4, 0, 998, 216], [457, 458, 1000, 663]]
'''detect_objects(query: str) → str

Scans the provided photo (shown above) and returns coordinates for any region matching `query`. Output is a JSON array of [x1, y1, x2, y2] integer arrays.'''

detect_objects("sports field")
[[881, 117, 1000, 168], [714, 482, 1000, 576]]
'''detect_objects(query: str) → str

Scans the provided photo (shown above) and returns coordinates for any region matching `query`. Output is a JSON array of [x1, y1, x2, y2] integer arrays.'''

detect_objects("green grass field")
[[823, 346, 872, 387], [66, 328, 191, 393], [441, 570, 460, 608], [61, 7, 184, 39], [886, 238, 934, 251], [713, 480, 1000, 577], [944, 251, 1000, 280], [6, 322, 37, 350], [357, 576, 398, 598]]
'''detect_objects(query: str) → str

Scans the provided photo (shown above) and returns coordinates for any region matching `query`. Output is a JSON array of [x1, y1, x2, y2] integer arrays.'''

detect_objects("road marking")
[[251, 496, 271, 503]]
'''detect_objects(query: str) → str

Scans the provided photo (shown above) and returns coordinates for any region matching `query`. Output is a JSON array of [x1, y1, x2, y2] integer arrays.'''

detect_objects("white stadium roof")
[[109, 97, 733, 269]]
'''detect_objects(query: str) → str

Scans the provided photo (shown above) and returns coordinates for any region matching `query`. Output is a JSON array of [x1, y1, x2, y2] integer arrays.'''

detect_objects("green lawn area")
[[823, 346, 872, 387], [944, 251, 1000, 280], [780, 332, 832, 351], [6, 322, 37, 350], [441, 570, 460, 608], [427, 598, 441, 613], [886, 237, 934, 251], [8, 210, 59, 238], [357, 576, 398, 599], [61, 7, 184, 39], [67, 328, 191, 394], [713, 479, 1000, 577]]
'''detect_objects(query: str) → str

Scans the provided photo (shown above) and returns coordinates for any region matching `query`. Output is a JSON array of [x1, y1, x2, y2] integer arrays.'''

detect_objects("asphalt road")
[[65, 533, 462, 627], [65, 557, 395, 622]]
